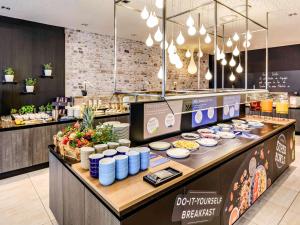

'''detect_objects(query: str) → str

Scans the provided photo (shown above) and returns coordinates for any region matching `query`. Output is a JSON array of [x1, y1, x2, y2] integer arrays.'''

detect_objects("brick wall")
[[65, 28, 209, 96]]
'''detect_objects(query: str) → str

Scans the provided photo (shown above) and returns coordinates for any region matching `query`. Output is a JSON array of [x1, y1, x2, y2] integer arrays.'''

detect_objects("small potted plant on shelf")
[[25, 77, 37, 93], [44, 63, 52, 76], [46, 103, 53, 114], [39, 105, 46, 113], [4, 67, 15, 82]]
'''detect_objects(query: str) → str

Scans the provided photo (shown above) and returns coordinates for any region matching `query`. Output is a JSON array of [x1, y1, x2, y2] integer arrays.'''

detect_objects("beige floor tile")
[[234, 217, 258, 225], [262, 185, 298, 208], [29, 168, 49, 199], [243, 198, 288, 225], [278, 210, 300, 225], [288, 193, 300, 214], [51, 219, 59, 225], [41, 197, 55, 220], [0, 195, 52, 225]]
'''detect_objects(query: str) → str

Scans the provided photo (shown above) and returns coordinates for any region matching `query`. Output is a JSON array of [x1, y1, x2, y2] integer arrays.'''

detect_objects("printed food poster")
[[223, 95, 241, 120], [222, 143, 272, 225], [144, 100, 183, 139], [192, 97, 217, 128]]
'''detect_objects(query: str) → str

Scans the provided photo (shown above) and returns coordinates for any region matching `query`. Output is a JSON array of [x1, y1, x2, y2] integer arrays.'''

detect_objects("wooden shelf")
[[40, 75, 54, 79], [20, 91, 36, 95], [2, 81, 18, 85]]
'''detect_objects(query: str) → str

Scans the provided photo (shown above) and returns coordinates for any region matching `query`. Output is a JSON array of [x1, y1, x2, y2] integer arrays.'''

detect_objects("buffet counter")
[[0, 112, 129, 178], [49, 117, 295, 225]]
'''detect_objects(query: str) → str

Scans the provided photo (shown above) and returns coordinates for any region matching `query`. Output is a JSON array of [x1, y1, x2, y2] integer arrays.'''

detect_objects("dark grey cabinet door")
[[63, 166, 85, 225], [49, 153, 63, 225], [0, 129, 32, 173]]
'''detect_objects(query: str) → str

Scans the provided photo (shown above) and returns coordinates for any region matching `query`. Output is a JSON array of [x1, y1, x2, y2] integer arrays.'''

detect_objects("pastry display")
[[172, 140, 199, 151]]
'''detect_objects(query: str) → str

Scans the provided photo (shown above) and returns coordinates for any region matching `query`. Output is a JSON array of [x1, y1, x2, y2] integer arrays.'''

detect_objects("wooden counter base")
[[49, 119, 296, 225]]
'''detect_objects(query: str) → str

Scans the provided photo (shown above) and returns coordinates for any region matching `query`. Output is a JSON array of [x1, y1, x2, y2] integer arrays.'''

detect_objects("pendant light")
[[146, 12, 158, 28], [155, 0, 163, 9], [229, 56, 236, 67], [233, 46, 240, 56], [205, 69, 213, 80], [220, 50, 225, 59], [146, 34, 154, 47], [154, 27, 163, 42], [169, 52, 177, 65], [246, 30, 252, 40], [226, 38, 233, 47], [188, 26, 197, 36], [141, 6, 149, 20], [236, 63, 243, 73], [185, 49, 191, 58], [199, 24, 206, 35], [229, 72, 236, 82], [176, 31, 185, 45], [157, 66, 163, 79], [205, 33, 211, 44], [221, 58, 227, 66], [243, 40, 251, 48], [233, 32, 240, 42], [175, 57, 183, 69], [216, 46, 222, 61], [188, 51, 197, 74], [168, 40, 175, 55], [186, 14, 195, 27], [160, 40, 169, 49], [198, 49, 203, 58]]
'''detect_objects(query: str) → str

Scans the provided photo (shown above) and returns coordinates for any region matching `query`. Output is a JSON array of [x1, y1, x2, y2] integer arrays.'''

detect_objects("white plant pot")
[[5, 75, 14, 82], [26, 86, 34, 93], [44, 69, 52, 76]]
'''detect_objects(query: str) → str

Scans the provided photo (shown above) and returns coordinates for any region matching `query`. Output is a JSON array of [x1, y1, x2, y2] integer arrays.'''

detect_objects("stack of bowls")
[[113, 123, 130, 140], [94, 144, 108, 153], [114, 155, 129, 180], [126, 151, 140, 175], [116, 146, 130, 155], [107, 142, 120, 149], [138, 147, 150, 170], [89, 154, 104, 178], [103, 149, 117, 158], [80, 147, 95, 170], [118, 139, 131, 147], [99, 158, 116, 186]]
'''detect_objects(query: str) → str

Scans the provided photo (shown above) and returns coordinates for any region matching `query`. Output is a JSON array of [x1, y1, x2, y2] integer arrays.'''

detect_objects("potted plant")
[[4, 67, 15, 82], [46, 103, 53, 114], [44, 63, 52, 76], [25, 77, 37, 93], [39, 105, 46, 112]]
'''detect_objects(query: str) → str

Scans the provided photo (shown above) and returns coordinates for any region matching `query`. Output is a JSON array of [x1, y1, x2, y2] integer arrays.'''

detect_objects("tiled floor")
[[1, 137, 300, 225]]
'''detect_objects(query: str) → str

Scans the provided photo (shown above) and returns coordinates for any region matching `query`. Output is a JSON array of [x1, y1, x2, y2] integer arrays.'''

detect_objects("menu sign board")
[[223, 95, 241, 120], [275, 134, 287, 169], [143, 100, 183, 139], [192, 97, 217, 128], [172, 191, 223, 225]]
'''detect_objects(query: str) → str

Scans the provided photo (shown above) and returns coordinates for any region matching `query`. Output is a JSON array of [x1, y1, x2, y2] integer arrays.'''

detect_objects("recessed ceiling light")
[[1, 6, 11, 10], [288, 12, 298, 17], [81, 23, 88, 27], [131, 34, 137, 37]]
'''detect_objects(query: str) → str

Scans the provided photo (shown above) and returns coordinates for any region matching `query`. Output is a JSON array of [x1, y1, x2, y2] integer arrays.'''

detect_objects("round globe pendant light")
[[188, 26, 197, 36], [176, 31, 185, 45], [141, 6, 149, 20], [205, 33, 212, 44], [188, 52, 197, 74], [185, 49, 191, 58], [226, 38, 233, 47], [146, 34, 154, 47], [154, 27, 163, 42], [229, 72, 236, 81], [233, 32, 240, 42], [205, 69, 213, 80], [199, 24, 206, 35], [229, 56, 236, 67], [233, 46, 240, 56]]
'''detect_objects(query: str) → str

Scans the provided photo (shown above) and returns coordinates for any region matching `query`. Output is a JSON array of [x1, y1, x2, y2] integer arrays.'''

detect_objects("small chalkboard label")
[[172, 191, 223, 225]]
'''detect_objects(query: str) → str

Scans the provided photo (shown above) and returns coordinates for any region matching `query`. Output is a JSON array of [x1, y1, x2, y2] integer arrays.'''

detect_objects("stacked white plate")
[[112, 123, 130, 140]]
